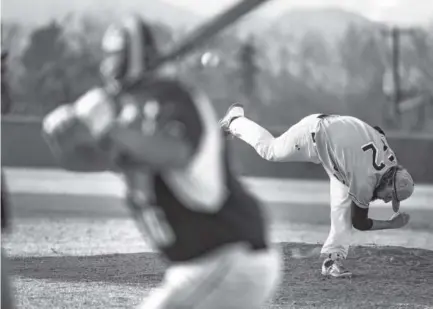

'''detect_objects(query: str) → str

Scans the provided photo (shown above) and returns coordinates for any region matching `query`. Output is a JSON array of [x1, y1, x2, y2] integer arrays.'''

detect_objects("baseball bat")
[[148, 0, 272, 71]]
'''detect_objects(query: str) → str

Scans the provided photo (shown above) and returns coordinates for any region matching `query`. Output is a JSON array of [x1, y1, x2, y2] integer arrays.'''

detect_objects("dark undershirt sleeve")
[[351, 201, 373, 230]]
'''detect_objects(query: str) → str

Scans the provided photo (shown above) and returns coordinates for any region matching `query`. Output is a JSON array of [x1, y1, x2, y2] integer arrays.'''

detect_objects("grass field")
[[4, 217, 433, 309]]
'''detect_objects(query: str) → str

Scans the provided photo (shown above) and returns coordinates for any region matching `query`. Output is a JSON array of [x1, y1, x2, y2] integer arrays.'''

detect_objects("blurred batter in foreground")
[[42, 15, 281, 309]]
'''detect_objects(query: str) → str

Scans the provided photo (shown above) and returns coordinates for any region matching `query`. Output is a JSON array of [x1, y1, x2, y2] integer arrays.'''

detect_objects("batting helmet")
[[101, 14, 159, 86]]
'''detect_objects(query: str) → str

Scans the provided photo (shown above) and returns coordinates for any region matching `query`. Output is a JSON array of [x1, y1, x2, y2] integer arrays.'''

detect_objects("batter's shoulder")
[[128, 78, 204, 148]]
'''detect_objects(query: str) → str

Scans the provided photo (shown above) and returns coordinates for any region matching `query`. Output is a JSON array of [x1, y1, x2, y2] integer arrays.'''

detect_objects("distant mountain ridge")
[[3, 1, 389, 41], [2, 0, 202, 29]]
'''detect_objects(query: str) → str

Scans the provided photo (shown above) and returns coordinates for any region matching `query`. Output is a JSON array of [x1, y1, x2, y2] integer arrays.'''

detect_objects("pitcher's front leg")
[[321, 176, 353, 278]]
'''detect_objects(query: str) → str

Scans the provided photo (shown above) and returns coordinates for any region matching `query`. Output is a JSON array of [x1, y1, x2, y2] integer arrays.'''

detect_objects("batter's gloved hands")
[[42, 104, 95, 153], [43, 88, 116, 152], [73, 88, 116, 139]]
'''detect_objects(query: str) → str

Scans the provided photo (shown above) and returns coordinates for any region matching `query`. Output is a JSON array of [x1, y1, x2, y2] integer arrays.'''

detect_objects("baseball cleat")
[[321, 256, 352, 278], [219, 103, 244, 133]]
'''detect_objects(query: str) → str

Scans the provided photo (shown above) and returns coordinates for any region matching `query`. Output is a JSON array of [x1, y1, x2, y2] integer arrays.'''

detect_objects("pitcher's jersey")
[[116, 78, 268, 262], [314, 115, 397, 208]]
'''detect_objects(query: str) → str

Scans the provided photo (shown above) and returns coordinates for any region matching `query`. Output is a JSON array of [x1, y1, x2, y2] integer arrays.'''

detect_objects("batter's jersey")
[[116, 78, 268, 262], [314, 115, 398, 208]]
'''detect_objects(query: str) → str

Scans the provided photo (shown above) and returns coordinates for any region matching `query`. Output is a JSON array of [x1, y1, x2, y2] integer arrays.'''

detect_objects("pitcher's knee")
[[256, 139, 303, 162], [257, 146, 285, 162], [256, 142, 279, 162]]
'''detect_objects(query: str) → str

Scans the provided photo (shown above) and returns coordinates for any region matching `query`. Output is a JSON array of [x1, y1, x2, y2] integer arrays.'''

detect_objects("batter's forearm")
[[45, 134, 117, 172], [55, 144, 117, 172], [43, 111, 118, 172]]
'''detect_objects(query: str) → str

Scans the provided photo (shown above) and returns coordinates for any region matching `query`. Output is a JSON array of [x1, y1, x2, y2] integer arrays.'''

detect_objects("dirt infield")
[[4, 215, 433, 309], [7, 242, 433, 309], [4, 217, 433, 309]]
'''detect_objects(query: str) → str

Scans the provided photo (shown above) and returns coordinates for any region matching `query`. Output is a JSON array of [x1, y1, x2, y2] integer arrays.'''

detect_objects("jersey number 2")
[[361, 141, 394, 171]]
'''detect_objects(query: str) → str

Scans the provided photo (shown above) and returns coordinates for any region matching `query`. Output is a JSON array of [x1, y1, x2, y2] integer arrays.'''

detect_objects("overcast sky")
[[2, 0, 433, 27]]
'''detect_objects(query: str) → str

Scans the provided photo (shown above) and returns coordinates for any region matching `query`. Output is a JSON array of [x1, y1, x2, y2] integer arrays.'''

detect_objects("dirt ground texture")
[[5, 243, 433, 309], [4, 218, 433, 309]]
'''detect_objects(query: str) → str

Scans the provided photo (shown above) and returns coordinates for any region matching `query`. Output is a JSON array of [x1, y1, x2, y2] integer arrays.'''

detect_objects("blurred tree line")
[[2, 14, 433, 133]]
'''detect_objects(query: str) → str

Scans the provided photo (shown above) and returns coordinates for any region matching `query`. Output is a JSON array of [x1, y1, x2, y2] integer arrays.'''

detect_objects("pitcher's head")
[[374, 165, 414, 209]]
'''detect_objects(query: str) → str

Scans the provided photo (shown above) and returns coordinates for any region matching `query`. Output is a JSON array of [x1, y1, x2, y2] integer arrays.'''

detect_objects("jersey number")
[[361, 141, 395, 171]]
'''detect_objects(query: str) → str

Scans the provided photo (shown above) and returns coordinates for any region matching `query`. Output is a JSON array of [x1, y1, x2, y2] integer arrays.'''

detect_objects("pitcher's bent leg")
[[229, 116, 320, 163]]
